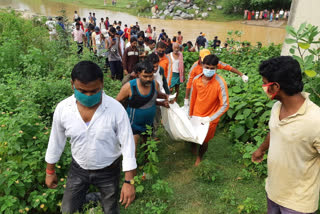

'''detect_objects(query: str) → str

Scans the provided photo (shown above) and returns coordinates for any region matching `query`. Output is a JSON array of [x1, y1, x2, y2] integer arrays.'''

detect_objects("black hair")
[[109, 27, 116, 34], [178, 31, 181, 34], [144, 37, 150, 43], [137, 31, 145, 39], [259, 56, 303, 95], [187, 41, 193, 46], [161, 29, 164, 32], [125, 24, 127, 27], [75, 11, 77, 13], [148, 39, 156, 45], [147, 53, 160, 64], [83, 17, 86, 21], [203, 55, 219, 66], [77, 17, 81, 21], [130, 37, 137, 43], [93, 13, 95, 15], [101, 18, 104, 20], [156, 41, 167, 49], [172, 37, 177, 42], [134, 61, 153, 74], [71, 61, 103, 84], [76, 22, 80, 26], [88, 24, 95, 31], [116, 26, 120, 29]]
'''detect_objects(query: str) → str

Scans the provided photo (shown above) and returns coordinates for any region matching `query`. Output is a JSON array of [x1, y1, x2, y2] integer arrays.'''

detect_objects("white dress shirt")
[[45, 92, 137, 171]]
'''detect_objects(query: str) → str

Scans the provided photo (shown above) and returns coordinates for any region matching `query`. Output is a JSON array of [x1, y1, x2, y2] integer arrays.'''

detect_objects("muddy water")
[[1, 0, 286, 45]]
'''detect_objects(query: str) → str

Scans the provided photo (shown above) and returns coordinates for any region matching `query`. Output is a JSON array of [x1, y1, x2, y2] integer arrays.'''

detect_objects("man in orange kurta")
[[189, 54, 230, 166], [156, 42, 169, 77], [184, 49, 248, 107]]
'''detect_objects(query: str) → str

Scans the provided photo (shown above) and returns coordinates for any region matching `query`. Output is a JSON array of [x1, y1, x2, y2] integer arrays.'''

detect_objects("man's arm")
[[252, 133, 270, 163], [116, 107, 137, 209], [45, 104, 66, 189], [116, 82, 131, 102], [122, 48, 129, 75], [207, 77, 229, 122], [218, 62, 249, 82]]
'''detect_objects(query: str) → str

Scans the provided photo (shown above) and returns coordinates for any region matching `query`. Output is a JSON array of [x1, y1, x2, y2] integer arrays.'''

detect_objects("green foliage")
[[194, 160, 223, 182], [136, 0, 152, 13]]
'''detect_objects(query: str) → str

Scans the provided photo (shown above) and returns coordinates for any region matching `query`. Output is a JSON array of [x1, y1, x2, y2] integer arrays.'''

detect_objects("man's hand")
[[163, 100, 170, 108], [45, 173, 58, 189], [120, 183, 135, 209], [124, 70, 128, 75], [241, 74, 249, 83], [251, 148, 265, 163]]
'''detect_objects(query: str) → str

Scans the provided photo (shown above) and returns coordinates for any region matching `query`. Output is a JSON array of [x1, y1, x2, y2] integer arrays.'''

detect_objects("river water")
[[1, 0, 286, 46]]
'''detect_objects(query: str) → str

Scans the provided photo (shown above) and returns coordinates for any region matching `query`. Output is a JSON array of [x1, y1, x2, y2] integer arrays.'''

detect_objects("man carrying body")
[[252, 56, 320, 214], [189, 55, 230, 166], [184, 49, 248, 108], [116, 61, 169, 154], [45, 61, 136, 214]]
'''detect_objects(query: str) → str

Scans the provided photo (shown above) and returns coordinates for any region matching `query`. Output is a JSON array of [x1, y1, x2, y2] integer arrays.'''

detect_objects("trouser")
[[109, 60, 123, 81], [77, 42, 83, 54], [61, 158, 121, 214], [267, 196, 315, 214]]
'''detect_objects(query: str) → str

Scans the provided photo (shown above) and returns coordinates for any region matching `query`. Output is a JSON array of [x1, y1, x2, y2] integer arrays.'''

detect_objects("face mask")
[[138, 41, 144, 45], [203, 68, 216, 77], [158, 51, 164, 57], [262, 82, 277, 100], [74, 86, 102, 107]]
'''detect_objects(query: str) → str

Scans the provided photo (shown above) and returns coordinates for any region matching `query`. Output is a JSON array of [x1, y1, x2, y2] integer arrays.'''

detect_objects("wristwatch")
[[124, 179, 135, 185]]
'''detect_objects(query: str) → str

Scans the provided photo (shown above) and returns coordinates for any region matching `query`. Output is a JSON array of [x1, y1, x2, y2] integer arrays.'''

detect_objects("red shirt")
[[124, 27, 129, 39]]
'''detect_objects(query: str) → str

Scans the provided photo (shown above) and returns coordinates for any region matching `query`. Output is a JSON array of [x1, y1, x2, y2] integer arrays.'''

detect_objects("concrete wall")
[[281, 0, 320, 56]]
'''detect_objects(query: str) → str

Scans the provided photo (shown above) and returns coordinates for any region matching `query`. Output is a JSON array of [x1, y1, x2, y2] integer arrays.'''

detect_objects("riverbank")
[[47, 0, 242, 22]]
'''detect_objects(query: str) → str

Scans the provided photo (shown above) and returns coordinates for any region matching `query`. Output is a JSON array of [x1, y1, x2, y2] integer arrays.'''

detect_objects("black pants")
[[109, 60, 123, 81], [61, 158, 120, 214], [77, 42, 83, 54]]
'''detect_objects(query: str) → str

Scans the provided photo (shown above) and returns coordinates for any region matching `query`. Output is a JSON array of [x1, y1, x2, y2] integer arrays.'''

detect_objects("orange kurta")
[[159, 55, 169, 78], [189, 73, 229, 142], [186, 60, 234, 89]]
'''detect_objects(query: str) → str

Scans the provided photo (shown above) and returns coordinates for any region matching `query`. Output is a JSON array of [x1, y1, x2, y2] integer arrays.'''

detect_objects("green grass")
[[118, 127, 267, 214]]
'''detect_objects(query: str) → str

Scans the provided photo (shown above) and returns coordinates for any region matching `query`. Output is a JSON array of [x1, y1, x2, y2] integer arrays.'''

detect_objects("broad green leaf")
[[304, 55, 314, 66], [286, 25, 297, 37], [304, 70, 317, 77], [289, 48, 295, 54], [285, 38, 296, 44], [297, 22, 307, 34], [298, 42, 310, 49], [292, 55, 304, 69], [136, 185, 144, 193], [234, 125, 245, 139]]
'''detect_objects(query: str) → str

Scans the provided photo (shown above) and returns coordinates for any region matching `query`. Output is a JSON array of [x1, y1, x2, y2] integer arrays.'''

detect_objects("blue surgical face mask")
[[203, 68, 216, 77], [74, 86, 102, 107]]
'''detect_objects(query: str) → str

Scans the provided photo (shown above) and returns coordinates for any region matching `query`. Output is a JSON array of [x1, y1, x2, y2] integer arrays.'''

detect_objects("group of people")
[[244, 9, 290, 22], [44, 10, 320, 214]]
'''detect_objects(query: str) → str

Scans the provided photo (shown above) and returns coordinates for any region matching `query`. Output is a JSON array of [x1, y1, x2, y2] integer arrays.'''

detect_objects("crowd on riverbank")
[[244, 8, 290, 22]]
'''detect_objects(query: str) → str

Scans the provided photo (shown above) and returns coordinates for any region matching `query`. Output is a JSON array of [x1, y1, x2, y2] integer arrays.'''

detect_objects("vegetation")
[[0, 9, 319, 214]]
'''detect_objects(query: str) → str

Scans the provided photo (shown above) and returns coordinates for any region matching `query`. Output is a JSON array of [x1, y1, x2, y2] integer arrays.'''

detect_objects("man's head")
[[202, 55, 219, 78], [148, 40, 156, 50], [109, 27, 116, 37], [125, 24, 127, 28], [178, 31, 181, 35], [147, 53, 160, 72], [161, 29, 165, 33], [136, 22, 139, 25], [76, 22, 80, 30], [135, 61, 154, 87], [173, 43, 180, 54], [88, 24, 95, 32], [148, 24, 151, 28], [106, 17, 109, 20], [89, 12, 92, 15], [75, 11, 77, 14], [101, 18, 104, 21], [137, 33, 145, 46], [259, 56, 303, 100], [130, 37, 138, 48], [94, 26, 100, 33], [187, 41, 193, 47], [199, 49, 211, 63], [93, 13, 96, 17], [71, 61, 103, 107], [153, 26, 156, 30], [83, 17, 86, 22], [156, 42, 166, 57], [116, 26, 120, 30]]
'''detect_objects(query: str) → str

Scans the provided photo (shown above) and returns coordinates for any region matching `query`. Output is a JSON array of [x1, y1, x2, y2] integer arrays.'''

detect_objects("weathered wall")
[[281, 0, 320, 56]]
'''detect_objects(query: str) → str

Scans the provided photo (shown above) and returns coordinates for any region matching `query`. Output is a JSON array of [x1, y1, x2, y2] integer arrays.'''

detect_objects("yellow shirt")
[[266, 92, 320, 213]]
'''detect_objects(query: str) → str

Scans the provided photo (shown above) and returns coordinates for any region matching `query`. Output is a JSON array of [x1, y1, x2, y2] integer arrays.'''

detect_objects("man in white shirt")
[[45, 61, 136, 214], [45, 16, 57, 41]]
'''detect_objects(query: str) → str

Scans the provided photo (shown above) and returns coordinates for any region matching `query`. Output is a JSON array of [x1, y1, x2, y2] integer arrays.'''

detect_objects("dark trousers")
[[61, 158, 121, 214], [267, 196, 315, 214], [109, 60, 123, 81], [77, 42, 83, 54]]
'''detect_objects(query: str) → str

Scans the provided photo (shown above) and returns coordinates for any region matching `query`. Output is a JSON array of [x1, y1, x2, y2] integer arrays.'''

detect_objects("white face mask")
[[203, 68, 216, 77]]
